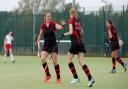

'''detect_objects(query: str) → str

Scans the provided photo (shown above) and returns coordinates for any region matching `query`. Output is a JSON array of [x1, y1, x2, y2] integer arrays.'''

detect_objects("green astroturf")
[[0, 56, 128, 89]]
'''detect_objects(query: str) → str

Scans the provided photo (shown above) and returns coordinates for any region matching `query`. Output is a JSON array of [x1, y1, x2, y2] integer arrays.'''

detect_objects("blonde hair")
[[43, 12, 51, 22], [69, 8, 77, 18]]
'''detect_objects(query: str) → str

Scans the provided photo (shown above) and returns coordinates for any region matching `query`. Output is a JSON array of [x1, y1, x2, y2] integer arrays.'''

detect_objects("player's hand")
[[60, 20, 66, 27], [35, 40, 39, 47]]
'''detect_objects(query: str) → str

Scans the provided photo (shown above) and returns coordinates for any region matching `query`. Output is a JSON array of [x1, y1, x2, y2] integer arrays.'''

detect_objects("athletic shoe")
[[124, 63, 127, 72], [70, 78, 80, 84], [43, 76, 51, 83], [12, 60, 16, 64], [88, 78, 95, 87], [56, 79, 61, 84], [4, 61, 7, 63], [110, 69, 116, 73]]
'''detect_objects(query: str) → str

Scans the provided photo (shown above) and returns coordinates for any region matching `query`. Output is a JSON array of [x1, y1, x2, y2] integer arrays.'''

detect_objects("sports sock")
[[42, 62, 50, 76], [54, 64, 60, 79], [10, 54, 14, 61], [112, 57, 116, 70], [82, 64, 92, 81], [116, 57, 124, 67], [68, 62, 78, 79], [4, 54, 7, 62], [7, 50, 10, 57]]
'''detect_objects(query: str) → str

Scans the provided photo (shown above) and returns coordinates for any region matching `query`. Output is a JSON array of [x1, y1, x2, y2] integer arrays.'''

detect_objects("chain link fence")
[[0, 5, 128, 56]]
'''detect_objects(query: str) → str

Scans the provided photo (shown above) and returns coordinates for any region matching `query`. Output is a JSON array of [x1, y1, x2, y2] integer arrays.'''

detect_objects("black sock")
[[116, 57, 124, 67], [55, 64, 60, 79], [42, 62, 50, 76], [82, 64, 92, 81], [68, 62, 78, 79], [112, 57, 116, 70]]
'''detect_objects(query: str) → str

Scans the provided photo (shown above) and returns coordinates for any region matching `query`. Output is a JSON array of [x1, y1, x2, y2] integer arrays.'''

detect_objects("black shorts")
[[42, 44, 58, 54], [69, 43, 86, 54], [111, 41, 120, 51]]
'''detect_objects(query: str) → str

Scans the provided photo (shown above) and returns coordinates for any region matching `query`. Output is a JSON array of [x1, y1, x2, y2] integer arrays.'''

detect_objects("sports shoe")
[[70, 78, 80, 84], [56, 79, 61, 84], [110, 69, 116, 73], [12, 60, 16, 64], [88, 78, 95, 87], [124, 63, 127, 72], [43, 76, 51, 83], [4, 61, 7, 63]]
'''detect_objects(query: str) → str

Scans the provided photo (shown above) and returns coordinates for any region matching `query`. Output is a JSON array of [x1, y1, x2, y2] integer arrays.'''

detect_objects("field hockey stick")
[[44, 34, 64, 74], [44, 20, 66, 69], [43, 20, 66, 74]]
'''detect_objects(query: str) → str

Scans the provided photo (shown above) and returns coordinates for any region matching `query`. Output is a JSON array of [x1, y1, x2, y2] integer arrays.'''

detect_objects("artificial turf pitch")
[[0, 55, 128, 89]]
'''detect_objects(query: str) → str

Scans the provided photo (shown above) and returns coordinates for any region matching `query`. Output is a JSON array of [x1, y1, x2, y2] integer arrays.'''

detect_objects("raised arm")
[[55, 24, 63, 30], [55, 20, 66, 30]]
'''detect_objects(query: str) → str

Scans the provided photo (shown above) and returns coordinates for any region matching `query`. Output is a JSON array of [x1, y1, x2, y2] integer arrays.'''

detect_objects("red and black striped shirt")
[[40, 20, 57, 46], [107, 26, 118, 41], [68, 17, 82, 44]]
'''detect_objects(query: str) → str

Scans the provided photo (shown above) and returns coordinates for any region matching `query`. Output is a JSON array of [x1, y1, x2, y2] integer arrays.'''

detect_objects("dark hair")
[[107, 19, 117, 32], [107, 19, 112, 25]]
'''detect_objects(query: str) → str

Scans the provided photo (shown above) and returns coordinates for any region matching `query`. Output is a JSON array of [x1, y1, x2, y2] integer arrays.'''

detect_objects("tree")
[[99, 3, 113, 12], [98, 3, 113, 18], [16, 0, 62, 14], [126, 5, 128, 12]]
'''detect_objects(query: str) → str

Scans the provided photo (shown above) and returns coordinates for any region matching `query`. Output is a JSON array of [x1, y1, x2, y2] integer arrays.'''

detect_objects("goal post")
[[37, 40, 71, 56]]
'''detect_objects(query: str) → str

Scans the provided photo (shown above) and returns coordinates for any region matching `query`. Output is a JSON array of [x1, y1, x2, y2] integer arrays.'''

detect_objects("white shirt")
[[5, 35, 14, 45]]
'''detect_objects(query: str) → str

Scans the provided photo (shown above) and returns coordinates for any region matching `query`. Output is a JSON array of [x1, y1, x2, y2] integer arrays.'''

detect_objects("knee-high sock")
[[82, 64, 92, 81], [112, 57, 116, 69], [42, 62, 50, 76], [10, 54, 14, 61], [116, 57, 124, 67], [4, 54, 7, 62], [68, 62, 78, 79], [54, 64, 60, 79]]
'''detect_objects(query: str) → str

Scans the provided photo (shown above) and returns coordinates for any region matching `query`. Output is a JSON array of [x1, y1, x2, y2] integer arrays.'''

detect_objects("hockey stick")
[[44, 34, 64, 74]]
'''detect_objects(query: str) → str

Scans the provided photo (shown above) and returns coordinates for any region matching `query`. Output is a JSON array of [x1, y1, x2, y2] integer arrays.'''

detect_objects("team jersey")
[[68, 17, 82, 44], [5, 35, 14, 45], [40, 20, 57, 46], [107, 26, 118, 42]]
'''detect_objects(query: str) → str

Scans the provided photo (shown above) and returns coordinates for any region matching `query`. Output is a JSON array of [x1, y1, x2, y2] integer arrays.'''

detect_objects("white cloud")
[[0, 0, 20, 11], [66, 0, 128, 11], [0, 0, 127, 11]]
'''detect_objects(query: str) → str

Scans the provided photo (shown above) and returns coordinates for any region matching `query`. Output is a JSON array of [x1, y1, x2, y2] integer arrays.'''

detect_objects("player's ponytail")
[[43, 13, 46, 22], [107, 19, 113, 29], [107, 19, 117, 32]]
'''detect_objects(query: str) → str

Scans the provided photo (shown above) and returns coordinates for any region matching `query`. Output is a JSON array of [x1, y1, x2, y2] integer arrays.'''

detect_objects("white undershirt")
[[5, 35, 13, 45]]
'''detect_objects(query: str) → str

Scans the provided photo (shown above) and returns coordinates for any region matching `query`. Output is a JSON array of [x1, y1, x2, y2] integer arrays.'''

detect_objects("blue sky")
[[0, 0, 128, 11]]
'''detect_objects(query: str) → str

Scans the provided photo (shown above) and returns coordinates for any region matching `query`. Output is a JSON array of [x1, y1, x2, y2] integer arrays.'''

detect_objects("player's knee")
[[41, 56, 46, 63], [67, 58, 72, 64], [52, 59, 58, 66], [78, 59, 83, 66]]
